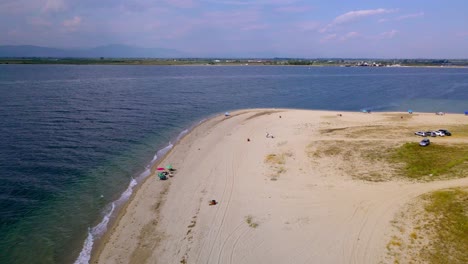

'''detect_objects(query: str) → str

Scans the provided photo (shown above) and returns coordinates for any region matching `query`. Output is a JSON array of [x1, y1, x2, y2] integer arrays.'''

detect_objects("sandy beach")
[[93, 109, 468, 264]]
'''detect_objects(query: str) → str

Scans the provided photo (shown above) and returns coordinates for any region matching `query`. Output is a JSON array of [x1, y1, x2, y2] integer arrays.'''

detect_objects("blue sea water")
[[0, 65, 467, 263]]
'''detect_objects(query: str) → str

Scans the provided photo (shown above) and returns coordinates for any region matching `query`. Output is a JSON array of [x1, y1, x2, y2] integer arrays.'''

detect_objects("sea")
[[0, 65, 467, 264]]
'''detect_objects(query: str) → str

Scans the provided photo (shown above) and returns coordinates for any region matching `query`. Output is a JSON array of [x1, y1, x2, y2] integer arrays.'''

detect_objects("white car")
[[414, 131, 425, 136], [433, 131, 445, 136], [419, 138, 430, 146]]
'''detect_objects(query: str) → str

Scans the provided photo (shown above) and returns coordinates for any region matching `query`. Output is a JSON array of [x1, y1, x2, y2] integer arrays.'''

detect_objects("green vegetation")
[[265, 151, 293, 181], [391, 143, 468, 180], [308, 140, 398, 181], [265, 153, 285, 165], [446, 125, 468, 138], [386, 236, 403, 251], [386, 188, 468, 264], [0, 58, 213, 65], [2, 57, 468, 66], [421, 188, 468, 263], [310, 141, 345, 157], [245, 215, 259, 228]]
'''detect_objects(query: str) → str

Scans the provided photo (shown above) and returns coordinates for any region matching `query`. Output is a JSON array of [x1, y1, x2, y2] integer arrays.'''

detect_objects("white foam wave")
[[74, 202, 115, 264], [176, 129, 189, 141], [115, 178, 137, 205], [74, 178, 137, 264], [156, 142, 173, 158], [139, 168, 151, 179], [74, 120, 203, 264], [151, 153, 158, 163]]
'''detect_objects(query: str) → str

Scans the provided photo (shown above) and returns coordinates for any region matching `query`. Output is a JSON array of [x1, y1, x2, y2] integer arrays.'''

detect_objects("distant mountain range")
[[0, 44, 188, 58]]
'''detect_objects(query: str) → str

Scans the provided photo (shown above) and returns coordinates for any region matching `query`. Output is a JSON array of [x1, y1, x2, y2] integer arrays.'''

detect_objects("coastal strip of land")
[[92, 109, 468, 264]]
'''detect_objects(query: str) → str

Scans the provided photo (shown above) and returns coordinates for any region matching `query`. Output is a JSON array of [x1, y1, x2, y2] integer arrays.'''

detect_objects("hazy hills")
[[0, 44, 187, 58]]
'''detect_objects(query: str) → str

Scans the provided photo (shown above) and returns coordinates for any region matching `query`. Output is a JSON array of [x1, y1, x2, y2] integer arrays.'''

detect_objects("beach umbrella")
[[157, 167, 165, 170], [408, 109, 413, 114], [166, 165, 173, 170]]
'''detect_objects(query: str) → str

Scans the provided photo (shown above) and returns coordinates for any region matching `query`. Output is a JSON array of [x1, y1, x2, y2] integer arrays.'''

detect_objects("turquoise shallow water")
[[0, 65, 467, 263]]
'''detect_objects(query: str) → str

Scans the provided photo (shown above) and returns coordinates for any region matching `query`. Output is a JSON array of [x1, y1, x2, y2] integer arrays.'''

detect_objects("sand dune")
[[93, 109, 468, 264]]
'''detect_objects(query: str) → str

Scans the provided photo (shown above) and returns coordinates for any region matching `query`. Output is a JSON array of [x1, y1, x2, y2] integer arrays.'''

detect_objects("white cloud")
[[379, 29, 399, 39], [379, 12, 424, 23], [320, 33, 337, 43], [63, 16, 82, 31], [334, 9, 396, 24], [43, 0, 66, 12], [340, 31, 359, 41], [320, 8, 397, 33], [396, 12, 424, 21]]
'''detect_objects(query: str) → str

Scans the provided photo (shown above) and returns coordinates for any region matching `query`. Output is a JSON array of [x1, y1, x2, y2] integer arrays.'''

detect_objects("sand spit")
[[93, 109, 468, 264]]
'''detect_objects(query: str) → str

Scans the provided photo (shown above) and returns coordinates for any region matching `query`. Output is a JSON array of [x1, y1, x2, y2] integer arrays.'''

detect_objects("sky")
[[1, 0, 468, 58]]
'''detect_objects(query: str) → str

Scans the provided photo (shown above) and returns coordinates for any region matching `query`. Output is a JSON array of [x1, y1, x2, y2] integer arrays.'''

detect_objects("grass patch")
[[265, 154, 285, 165], [317, 145, 343, 157], [386, 236, 403, 251], [320, 125, 409, 139], [245, 110, 281, 121], [276, 166, 286, 174], [245, 215, 259, 228], [265, 152, 293, 180], [320, 127, 348, 134], [421, 188, 468, 264], [308, 140, 398, 181], [444, 125, 468, 138], [390, 142, 468, 180]]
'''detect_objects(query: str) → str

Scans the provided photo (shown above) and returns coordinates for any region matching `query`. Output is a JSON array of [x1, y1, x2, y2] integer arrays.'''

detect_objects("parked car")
[[425, 131, 437, 137], [438, 129, 451, 136], [414, 131, 426, 136], [419, 138, 430, 147], [433, 131, 445, 136]]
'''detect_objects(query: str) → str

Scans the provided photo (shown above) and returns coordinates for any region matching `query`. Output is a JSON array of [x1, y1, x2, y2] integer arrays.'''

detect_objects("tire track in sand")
[[207, 140, 238, 263], [195, 140, 236, 264]]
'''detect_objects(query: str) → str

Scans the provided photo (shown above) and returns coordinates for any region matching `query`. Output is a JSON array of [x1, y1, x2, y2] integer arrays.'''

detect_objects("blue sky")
[[1, 0, 468, 58]]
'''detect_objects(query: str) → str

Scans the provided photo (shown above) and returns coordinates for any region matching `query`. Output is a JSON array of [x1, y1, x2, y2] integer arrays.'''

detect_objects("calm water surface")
[[0, 65, 467, 263]]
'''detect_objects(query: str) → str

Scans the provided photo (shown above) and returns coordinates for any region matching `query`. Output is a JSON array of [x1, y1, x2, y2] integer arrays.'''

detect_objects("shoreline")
[[81, 108, 320, 263], [75, 112, 213, 264], [90, 109, 466, 263], [87, 109, 250, 263], [1, 63, 467, 68]]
